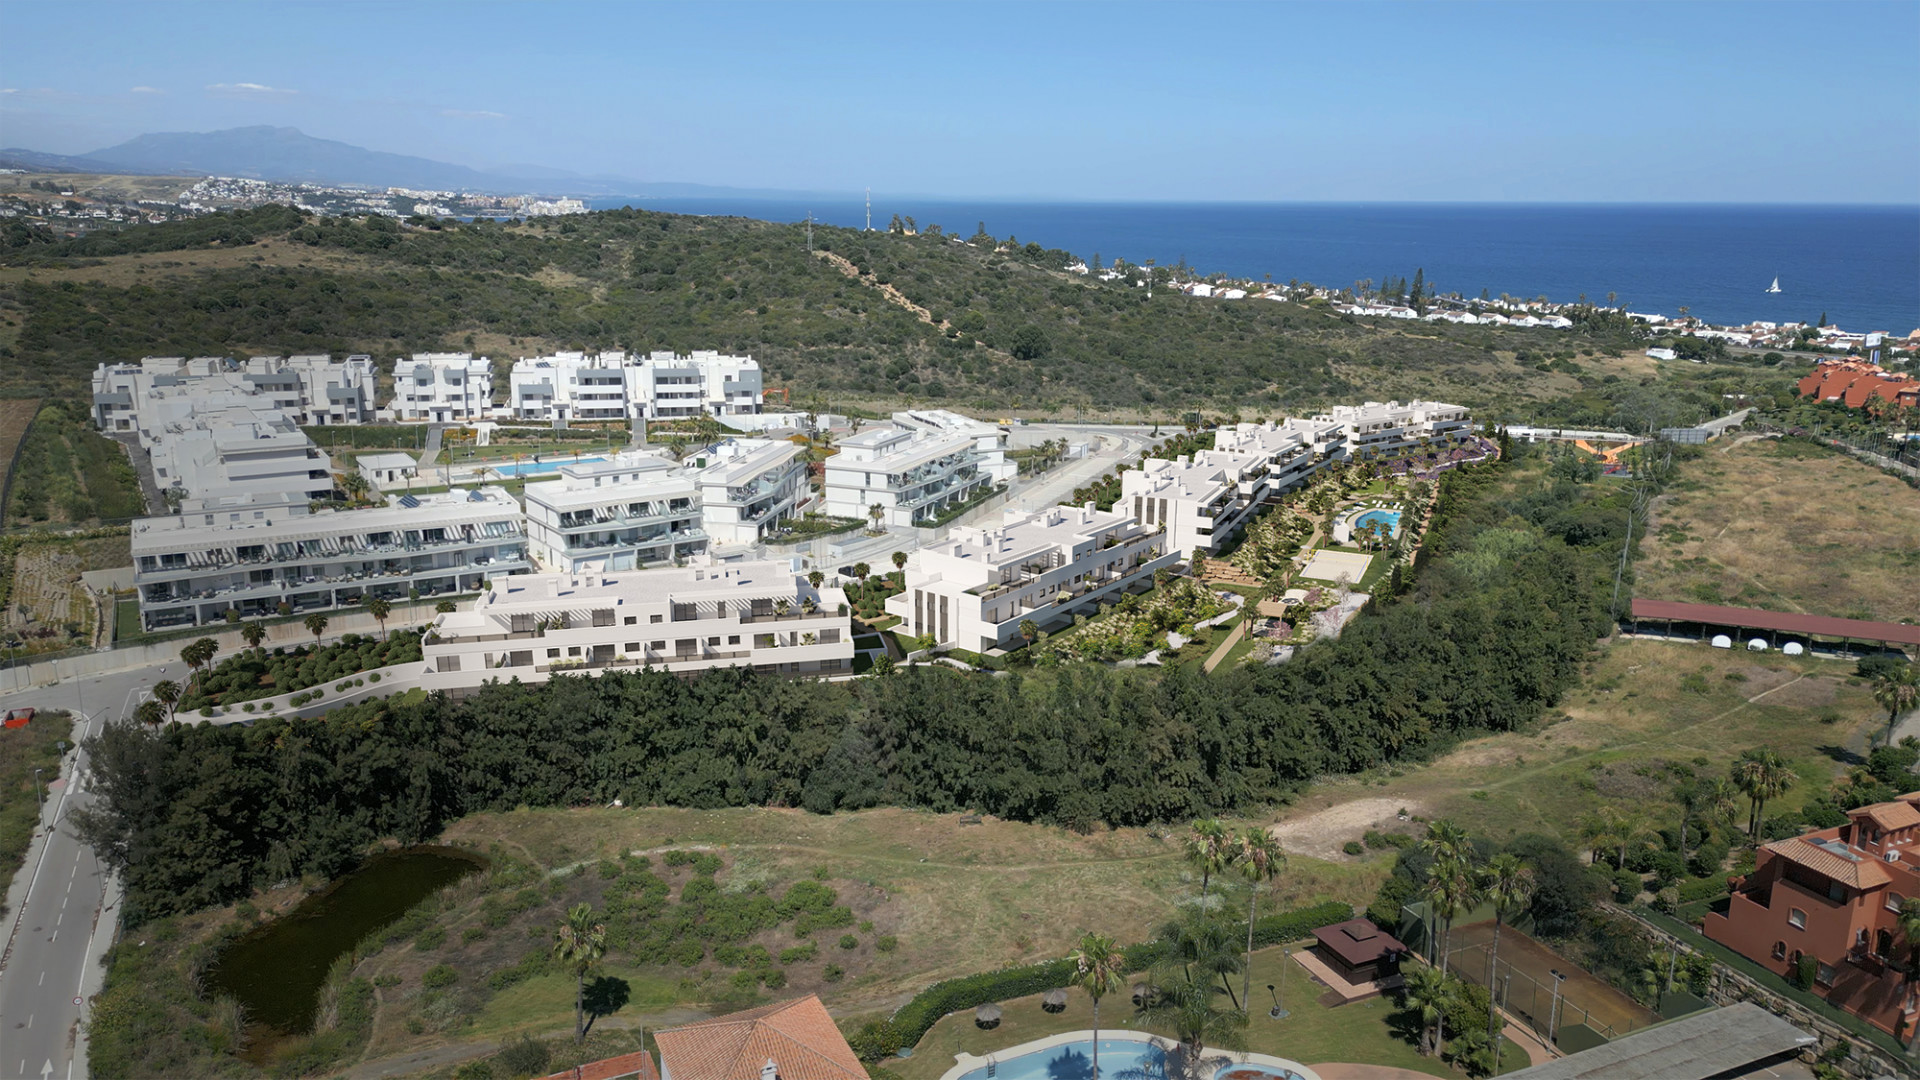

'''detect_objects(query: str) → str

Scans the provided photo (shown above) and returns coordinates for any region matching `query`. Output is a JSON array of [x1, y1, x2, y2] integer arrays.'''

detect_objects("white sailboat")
[[1765, 277, 1782, 294]]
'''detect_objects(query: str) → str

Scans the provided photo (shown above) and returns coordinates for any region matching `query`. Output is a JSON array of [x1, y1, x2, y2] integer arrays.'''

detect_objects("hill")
[[0, 201, 1777, 422]]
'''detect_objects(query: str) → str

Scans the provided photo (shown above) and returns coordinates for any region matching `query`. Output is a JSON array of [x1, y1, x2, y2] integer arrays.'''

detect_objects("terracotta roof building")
[[655, 995, 865, 1080], [1796, 359, 1920, 411]]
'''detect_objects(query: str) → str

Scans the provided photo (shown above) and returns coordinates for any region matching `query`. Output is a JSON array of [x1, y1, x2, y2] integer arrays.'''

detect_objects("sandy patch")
[[1754, 675, 1839, 710], [1300, 549, 1373, 585], [1268, 797, 1424, 861]]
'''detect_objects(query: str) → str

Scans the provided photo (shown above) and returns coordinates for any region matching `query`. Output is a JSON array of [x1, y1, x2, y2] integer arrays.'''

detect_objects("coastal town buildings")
[[1795, 359, 1919, 411], [884, 502, 1176, 652], [130, 486, 529, 630], [392, 352, 494, 422], [506, 350, 765, 422], [823, 422, 1009, 528], [417, 561, 853, 695], [1703, 793, 1920, 1039]]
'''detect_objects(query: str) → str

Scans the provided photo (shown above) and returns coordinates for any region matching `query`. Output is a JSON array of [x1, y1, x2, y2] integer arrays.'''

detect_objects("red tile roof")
[[655, 995, 865, 1080], [1629, 599, 1920, 647], [542, 1050, 659, 1080], [1765, 835, 1892, 891], [1851, 801, 1920, 832]]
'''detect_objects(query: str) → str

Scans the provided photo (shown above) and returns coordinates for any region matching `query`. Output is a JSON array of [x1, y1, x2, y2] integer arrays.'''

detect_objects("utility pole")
[[1145, 258, 1155, 300], [805, 212, 813, 253], [865, 189, 871, 232]]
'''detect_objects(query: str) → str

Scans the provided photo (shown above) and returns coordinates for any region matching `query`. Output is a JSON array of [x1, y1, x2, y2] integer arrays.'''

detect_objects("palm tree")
[[1019, 618, 1039, 647], [240, 620, 267, 652], [553, 903, 607, 1043], [1400, 963, 1459, 1057], [852, 562, 871, 585], [1897, 897, 1920, 1054], [134, 700, 164, 727], [149, 679, 179, 723], [891, 550, 908, 574], [1069, 932, 1125, 1080], [1478, 854, 1534, 1041], [1135, 971, 1246, 1079], [1873, 664, 1920, 746], [304, 612, 329, 648], [868, 502, 885, 533], [1423, 860, 1478, 975], [1187, 819, 1234, 910], [807, 570, 824, 590], [1156, 910, 1245, 1010], [1235, 830, 1285, 1010], [1732, 749, 1797, 845], [367, 596, 391, 639]]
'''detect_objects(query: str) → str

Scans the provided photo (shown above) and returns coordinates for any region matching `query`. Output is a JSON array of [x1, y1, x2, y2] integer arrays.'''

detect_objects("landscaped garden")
[[845, 566, 905, 622], [173, 630, 423, 713], [1033, 575, 1230, 663]]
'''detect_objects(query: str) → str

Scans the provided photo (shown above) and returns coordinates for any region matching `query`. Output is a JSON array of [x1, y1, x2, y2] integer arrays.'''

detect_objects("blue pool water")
[[1353, 508, 1402, 537], [959, 1039, 1174, 1080], [487, 456, 606, 477]]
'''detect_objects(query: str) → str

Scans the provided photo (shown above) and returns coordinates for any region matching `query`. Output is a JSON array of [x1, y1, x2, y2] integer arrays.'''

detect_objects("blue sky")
[[2, 0, 1915, 203]]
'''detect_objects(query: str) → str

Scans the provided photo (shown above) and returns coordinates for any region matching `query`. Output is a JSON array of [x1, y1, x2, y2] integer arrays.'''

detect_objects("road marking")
[[47, 931, 55, 943], [37, 971, 44, 985], [25, 1013, 31, 1028]]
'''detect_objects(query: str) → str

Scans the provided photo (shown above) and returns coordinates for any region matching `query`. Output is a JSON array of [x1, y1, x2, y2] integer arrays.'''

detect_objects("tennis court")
[[1299, 549, 1372, 585], [1445, 919, 1660, 1044]]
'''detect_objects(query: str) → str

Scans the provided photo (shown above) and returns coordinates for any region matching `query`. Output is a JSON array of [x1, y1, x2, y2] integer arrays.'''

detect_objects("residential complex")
[[1796, 359, 1919, 411], [506, 350, 765, 422], [823, 415, 1011, 528], [522, 452, 706, 573], [1704, 794, 1920, 1038], [147, 405, 337, 505], [91, 353, 378, 433], [689, 437, 811, 545], [130, 486, 529, 630], [417, 561, 853, 695], [884, 502, 1177, 652], [392, 352, 494, 422]]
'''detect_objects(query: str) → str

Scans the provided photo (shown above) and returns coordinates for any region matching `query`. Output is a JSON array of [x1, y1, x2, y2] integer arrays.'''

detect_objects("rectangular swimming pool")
[[485, 456, 606, 477]]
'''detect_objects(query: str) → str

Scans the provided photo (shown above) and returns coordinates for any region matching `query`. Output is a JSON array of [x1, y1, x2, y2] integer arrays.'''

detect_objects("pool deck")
[[938, 1029, 1322, 1080]]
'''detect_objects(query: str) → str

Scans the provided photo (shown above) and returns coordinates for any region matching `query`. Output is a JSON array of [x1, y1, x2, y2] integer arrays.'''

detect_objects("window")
[[1889, 893, 1905, 912], [651, 640, 665, 650], [624, 642, 639, 653], [821, 628, 841, 644], [1788, 908, 1807, 930], [754, 634, 774, 649], [624, 615, 637, 625], [1816, 962, 1836, 986], [1771, 941, 1787, 960], [650, 613, 663, 624], [728, 635, 740, 645], [707, 637, 720, 647], [546, 648, 560, 658], [436, 656, 461, 673], [592, 609, 614, 627], [567, 646, 581, 657]]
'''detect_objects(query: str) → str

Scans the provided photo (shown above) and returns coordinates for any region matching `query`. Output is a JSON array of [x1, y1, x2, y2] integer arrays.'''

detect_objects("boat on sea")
[[1766, 277, 1782, 293]]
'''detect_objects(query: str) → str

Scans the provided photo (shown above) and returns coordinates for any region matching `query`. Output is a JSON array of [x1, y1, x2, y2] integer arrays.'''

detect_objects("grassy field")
[[1636, 436, 1920, 623], [3, 402, 145, 524], [2, 534, 129, 650], [1263, 636, 1880, 862], [0, 397, 41, 504], [0, 710, 73, 917], [888, 942, 1529, 1080]]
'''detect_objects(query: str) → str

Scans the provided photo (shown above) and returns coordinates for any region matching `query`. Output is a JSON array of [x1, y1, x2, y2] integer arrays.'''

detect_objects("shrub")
[[370, 672, 381, 683], [823, 963, 845, 983], [1689, 839, 1730, 879], [1676, 876, 1730, 904], [415, 926, 447, 950], [374, 973, 401, 988], [1342, 841, 1364, 856], [875, 935, 898, 953], [494, 1035, 550, 1078], [1612, 868, 1644, 902], [761, 968, 787, 989], [1790, 954, 1818, 990], [463, 926, 488, 943], [1648, 850, 1688, 891], [779, 942, 817, 965], [421, 964, 458, 989], [839, 933, 859, 950]]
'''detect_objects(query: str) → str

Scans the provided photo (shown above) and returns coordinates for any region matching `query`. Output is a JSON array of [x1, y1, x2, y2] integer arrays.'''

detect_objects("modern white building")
[[883, 503, 1176, 652], [522, 452, 705, 573], [147, 405, 337, 505], [129, 486, 529, 630], [1312, 400, 1473, 460], [417, 561, 853, 696], [91, 353, 378, 432], [689, 437, 811, 545], [506, 350, 765, 423], [357, 453, 421, 491], [823, 424, 1005, 528], [1120, 452, 1251, 561], [888, 409, 1018, 483], [392, 353, 494, 422]]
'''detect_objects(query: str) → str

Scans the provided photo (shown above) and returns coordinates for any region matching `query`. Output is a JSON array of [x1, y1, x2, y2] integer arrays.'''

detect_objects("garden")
[[1033, 575, 1231, 663], [174, 630, 424, 713], [844, 567, 905, 623]]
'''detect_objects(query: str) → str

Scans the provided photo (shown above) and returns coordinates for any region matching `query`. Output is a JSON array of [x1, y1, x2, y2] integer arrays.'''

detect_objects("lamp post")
[[1547, 969, 1567, 1046], [33, 766, 44, 822]]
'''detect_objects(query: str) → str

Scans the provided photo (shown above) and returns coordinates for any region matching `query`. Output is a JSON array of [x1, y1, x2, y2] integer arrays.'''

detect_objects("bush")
[[1343, 841, 1364, 856], [779, 942, 817, 965], [421, 964, 458, 989], [1648, 850, 1688, 892], [1790, 954, 1818, 990], [414, 926, 446, 950], [875, 935, 898, 953], [823, 963, 844, 983], [1612, 868, 1644, 902], [494, 1035, 550, 1078], [839, 933, 859, 950], [1689, 839, 1730, 879], [761, 968, 787, 989]]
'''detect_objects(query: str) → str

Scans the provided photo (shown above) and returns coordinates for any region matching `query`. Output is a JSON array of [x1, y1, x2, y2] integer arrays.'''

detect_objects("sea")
[[588, 198, 1920, 335]]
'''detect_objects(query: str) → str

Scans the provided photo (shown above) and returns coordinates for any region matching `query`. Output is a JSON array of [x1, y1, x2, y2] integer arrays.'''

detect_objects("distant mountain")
[[0, 126, 836, 201]]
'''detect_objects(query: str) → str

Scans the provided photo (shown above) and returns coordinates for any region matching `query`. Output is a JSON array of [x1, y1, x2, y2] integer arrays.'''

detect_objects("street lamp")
[[1547, 969, 1567, 1046], [33, 766, 44, 820]]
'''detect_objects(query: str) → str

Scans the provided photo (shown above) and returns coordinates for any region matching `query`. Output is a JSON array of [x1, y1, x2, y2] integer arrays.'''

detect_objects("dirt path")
[[813, 250, 946, 328], [1202, 621, 1246, 673], [1268, 798, 1426, 861]]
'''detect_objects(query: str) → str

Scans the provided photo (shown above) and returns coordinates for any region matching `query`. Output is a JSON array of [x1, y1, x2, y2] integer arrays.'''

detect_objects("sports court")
[[1299, 549, 1372, 586], [1445, 919, 1661, 1043]]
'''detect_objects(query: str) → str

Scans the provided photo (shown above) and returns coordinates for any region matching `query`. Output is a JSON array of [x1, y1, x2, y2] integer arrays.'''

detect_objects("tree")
[[868, 503, 885, 533], [339, 471, 369, 501], [1401, 963, 1459, 1057], [435, 599, 457, 614], [807, 570, 824, 590], [1478, 854, 1535, 1043], [1155, 910, 1245, 1011], [149, 679, 179, 723], [1732, 748, 1797, 844], [1019, 619, 1039, 647], [891, 550, 908, 574], [367, 596, 391, 639], [304, 612, 329, 647], [1187, 818, 1234, 910], [1135, 970, 1245, 1078], [1236, 829, 1285, 1009], [1897, 896, 1920, 1054], [553, 903, 607, 1043], [240, 620, 267, 651], [1424, 859, 1478, 975], [1010, 325, 1052, 362], [180, 637, 218, 680], [1069, 932, 1125, 1079], [1872, 664, 1920, 746], [134, 700, 164, 727]]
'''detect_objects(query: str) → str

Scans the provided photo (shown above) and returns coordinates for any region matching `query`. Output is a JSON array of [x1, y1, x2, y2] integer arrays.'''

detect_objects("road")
[[0, 660, 172, 1080], [987, 423, 1159, 517]]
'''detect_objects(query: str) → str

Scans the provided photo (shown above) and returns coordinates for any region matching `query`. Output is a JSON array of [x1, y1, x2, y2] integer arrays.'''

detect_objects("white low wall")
[[180, 660, 430, 726], [938, 1029, 1320, 1080]]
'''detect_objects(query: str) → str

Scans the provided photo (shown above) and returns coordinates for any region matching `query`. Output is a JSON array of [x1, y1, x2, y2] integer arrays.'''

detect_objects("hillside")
[[0, 202, 1752, 421]]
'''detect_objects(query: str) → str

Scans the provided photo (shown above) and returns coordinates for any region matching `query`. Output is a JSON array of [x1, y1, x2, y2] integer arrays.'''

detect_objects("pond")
[[205, 846, 486, 1047]]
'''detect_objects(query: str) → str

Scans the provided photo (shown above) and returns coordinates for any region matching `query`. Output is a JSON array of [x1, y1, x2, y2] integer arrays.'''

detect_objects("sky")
[[2, 0, 1916, 203]]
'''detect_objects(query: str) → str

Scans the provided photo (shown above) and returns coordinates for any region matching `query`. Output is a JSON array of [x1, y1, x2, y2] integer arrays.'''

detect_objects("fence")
[[1443, 920, 1662, 1048]]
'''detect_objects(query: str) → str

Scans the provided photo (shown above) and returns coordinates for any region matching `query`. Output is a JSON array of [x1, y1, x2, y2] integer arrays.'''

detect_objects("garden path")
[[1202, 621, 1246, 673]]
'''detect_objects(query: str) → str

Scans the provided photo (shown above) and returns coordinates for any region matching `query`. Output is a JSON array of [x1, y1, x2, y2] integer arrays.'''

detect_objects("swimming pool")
[[951, 1036, 1314, 1080], [1351, 508, 1402, 537], [486, 456, 606, 477]]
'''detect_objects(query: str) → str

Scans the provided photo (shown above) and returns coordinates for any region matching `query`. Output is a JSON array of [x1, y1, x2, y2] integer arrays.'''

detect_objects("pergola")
[[1628, 599, 1920, 658]]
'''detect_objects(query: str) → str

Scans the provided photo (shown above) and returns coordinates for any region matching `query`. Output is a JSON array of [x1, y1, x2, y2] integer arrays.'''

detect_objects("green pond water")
[[206, 846, 486, 1037]]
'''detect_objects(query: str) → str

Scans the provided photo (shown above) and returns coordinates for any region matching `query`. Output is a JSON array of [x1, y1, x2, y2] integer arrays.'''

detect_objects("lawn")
[[887, 941, 1528, 1080], [1263, 635, 1881, 859], [1635, 436, 1920, 623]]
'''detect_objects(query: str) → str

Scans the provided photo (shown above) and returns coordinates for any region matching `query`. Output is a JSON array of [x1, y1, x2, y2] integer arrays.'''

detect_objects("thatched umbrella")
[[1130, 982, 1152, 1006], [1042, 989, 1068, 1013], [975, 1004, 1002, 1029]]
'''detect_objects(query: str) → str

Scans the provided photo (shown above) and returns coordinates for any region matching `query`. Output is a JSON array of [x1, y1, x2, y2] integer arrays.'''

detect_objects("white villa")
[[506, 350, 765, 423], [884, 502, 1176, 652], [130, 486, 529, 630], [392, 353, 493, 422], [418, 561, 854, 696]]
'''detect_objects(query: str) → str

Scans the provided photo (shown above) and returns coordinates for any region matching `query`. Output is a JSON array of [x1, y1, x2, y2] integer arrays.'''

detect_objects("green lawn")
[[887, 941, 1528, 1080], [0, 710, 73, 909], [112, 597, 141, 643]]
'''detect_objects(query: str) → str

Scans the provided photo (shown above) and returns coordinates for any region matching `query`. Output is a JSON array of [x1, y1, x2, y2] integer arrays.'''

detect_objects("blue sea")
[[590, 198, 1920, 334]]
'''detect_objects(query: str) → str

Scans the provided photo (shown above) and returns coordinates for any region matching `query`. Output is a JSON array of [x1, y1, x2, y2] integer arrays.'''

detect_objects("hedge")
[[1675, 876, 1731, 905], [849, 900, 1351, 1060]]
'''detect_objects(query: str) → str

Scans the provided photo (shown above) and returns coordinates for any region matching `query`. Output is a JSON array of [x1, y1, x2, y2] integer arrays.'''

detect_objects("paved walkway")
[[1202, 621, 1246, 673]]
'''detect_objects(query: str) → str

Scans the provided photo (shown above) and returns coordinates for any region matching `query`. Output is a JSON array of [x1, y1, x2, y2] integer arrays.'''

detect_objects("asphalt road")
[[0, 661, 171, 1080]]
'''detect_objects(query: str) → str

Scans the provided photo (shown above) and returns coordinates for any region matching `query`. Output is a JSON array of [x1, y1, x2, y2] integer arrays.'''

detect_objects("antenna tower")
[[806, 212, 813, 253], [865, 188, 871, 231]]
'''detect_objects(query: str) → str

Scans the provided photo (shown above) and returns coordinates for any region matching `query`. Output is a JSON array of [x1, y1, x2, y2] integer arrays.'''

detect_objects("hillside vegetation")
[[0, 202, 1706, 419]]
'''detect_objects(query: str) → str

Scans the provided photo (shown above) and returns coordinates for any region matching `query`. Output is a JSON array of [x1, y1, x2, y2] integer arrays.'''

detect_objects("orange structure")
[[1703, 794, 1920, 1038], [655, 995, 866, 1080], [1796, 360, 1920, 410]]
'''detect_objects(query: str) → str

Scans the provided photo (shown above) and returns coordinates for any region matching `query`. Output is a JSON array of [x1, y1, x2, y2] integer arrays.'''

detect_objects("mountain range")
[[0, 126, 819, 200]]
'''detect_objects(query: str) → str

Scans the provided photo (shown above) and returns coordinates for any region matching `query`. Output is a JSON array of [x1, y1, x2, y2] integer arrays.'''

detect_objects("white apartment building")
[[523, 452, 705, 573], [883, 503, 1176, 652], [147, 405, 336, 504], [417, 561, 853, 696], [507, 350, 765, 422], [1312, 400, 1473, 460], [1121, 452, 1252, 561], [690, 438, 810, 546], [889, 409, 1019, 484], [91, 353, 378, 433], [393, 353, 494, 422], [130, 486, 529, 630], [823, 424, 1005, 528]]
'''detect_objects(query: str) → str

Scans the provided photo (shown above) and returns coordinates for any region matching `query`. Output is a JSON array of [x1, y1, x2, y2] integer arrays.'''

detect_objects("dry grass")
[[0, 172, 192, 203], [3, 536, 129, 645], [0, 398, 41, 487], [1268, 636, 1880, 854], [1637, 437, 1920, 622], [0, 237, 373, 289]]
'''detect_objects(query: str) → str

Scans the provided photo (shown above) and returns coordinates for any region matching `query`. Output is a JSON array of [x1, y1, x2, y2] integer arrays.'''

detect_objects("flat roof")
[[1502, 1003, 1814, 1080], [1630, 598, 1920, 647]]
